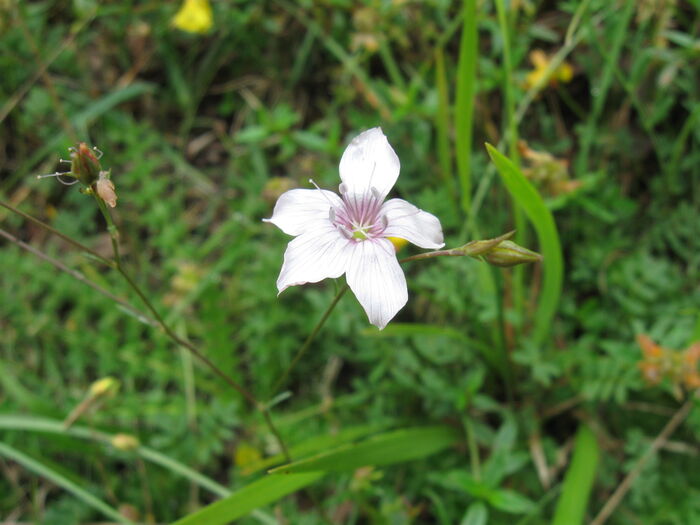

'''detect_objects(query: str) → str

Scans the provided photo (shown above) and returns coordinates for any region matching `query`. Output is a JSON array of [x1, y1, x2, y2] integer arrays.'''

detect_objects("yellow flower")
[[524, 50, 573, 91], [172, 0, 213, 34]]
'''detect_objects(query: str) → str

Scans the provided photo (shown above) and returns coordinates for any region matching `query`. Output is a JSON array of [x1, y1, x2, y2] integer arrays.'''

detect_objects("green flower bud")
[[483, 240, 543, 267]]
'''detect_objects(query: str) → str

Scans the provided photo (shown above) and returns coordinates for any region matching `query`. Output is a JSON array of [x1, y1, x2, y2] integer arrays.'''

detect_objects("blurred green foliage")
[[1, 0, 699, 523]]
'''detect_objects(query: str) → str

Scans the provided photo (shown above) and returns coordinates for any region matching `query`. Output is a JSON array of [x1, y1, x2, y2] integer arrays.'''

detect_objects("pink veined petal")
[[381, 198, 445, 250], [345, 238, 408, 330], [264, 188, 342, 236], [339, 127, 400, 200], [277, 224, 353, 293]]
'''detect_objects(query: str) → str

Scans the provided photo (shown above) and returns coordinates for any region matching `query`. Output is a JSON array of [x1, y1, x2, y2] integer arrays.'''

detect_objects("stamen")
[[339, 182, 348, 195], [93, 147, 104, 159], [337, 224, 353, 239], [309, 178, 340, 213], [329, 208, 336, 222], [36, 172, 79, 185]]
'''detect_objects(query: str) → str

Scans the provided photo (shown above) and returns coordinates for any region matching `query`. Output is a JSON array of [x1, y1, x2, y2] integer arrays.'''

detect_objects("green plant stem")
[[0, 200, 113, 266], [463, 416, 481, 481], [95, 195, 291, 462], [590, 395, 696, 525], [0, 226, 152, 324], [271, 284, 350, 397]]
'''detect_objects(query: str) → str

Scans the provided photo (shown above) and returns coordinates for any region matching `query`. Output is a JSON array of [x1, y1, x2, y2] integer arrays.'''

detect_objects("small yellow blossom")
[[172, 0, 213, 34], [111, 433, 140, 451], [234, 442, 263, 474], [89, 377, 120, 398], [524, 50, 574, 91]]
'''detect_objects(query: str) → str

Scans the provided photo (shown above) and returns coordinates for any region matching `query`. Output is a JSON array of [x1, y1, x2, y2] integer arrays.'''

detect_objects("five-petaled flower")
[[264, 128, 444, 329]]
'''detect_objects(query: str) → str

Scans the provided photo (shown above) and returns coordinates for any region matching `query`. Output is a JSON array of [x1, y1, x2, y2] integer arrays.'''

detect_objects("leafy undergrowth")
[[1, 1, 699, 524]]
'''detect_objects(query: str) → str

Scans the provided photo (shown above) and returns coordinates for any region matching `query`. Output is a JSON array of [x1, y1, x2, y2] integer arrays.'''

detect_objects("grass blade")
[[435, 46, 455, 196], [172, 472, 323, 525], [551, 425, 600, 525], [455, 0, 478, 213], [269, 426, 459, 474], [0, 441, 132, 524], [486, 144, 563, 345]]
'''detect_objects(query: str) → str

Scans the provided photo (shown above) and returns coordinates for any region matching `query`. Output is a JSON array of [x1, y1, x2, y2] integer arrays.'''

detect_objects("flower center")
[[330, 185, 387, 242]]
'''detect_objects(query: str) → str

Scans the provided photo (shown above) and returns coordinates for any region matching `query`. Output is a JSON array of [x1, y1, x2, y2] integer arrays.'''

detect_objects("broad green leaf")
[[172, 473, 323, 525], [487, 488, 536, 514], [486, 144, 563, 345], [269, 426, 459, 474], [461, 501, 489, 525], [551, 425, 600, 525]]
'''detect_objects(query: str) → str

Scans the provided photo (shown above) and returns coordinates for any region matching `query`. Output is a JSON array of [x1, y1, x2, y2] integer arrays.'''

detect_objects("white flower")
[[264, 128, 444, 329]]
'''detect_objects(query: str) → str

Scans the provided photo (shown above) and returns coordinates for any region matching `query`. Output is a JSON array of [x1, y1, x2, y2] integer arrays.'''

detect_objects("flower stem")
[[97, 197, 292, 459], [0, 200, 113, 267], [91, 196, 292, 460], [271, 284, 349, 398], [3, 196, 291, 462]]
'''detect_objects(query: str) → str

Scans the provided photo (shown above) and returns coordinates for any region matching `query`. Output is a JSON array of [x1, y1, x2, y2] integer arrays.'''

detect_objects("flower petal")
[[264, 188, 342, 236], [346, 238, 407, 330], [381, 198, 445, 249], [339, 128, 400, 200], [277, 224, 353, 293]]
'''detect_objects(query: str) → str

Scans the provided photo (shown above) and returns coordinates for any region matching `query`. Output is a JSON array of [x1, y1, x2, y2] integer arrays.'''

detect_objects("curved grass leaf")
[[551, 425, 599, 525], [0, 441, 131, 524], [269, 425, 459, 474], [172, 472, 323, 525], [486, 144, 563, 345]]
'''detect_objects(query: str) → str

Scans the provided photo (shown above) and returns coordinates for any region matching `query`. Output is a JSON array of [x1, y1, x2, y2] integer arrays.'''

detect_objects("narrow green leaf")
[[0, 441, 131, 524], [269, 426, 459, 474], [72, 82, 155, 131], [0, 415, 230, 498], [455, 0, 478, 213], [486, 144, 563, 345], [245, 422, 390, 474], [434, 47, 454, 192], [172, 473, 323, 525], [551, 425, 600, 525]]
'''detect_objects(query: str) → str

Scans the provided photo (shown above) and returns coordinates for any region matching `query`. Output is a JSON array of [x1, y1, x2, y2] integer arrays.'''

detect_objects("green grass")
[[1, 1, 700, 524]]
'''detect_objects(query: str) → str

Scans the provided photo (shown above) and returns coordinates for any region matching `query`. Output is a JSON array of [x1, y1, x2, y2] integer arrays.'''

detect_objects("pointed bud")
[[96, 171, 118, 208], [71, 143, 102, 186], [483, 240, 543, 267], [456, 231, 515, 257], [89, 376, 120, 398], [111, 433, 140, 451]]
